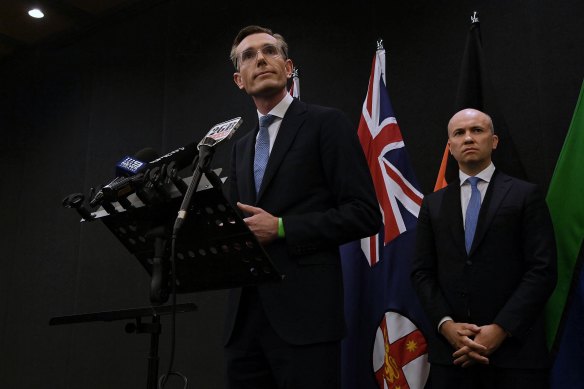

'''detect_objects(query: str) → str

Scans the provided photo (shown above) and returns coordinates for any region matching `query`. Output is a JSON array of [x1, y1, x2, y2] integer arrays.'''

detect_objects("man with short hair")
[[224, 25, 381, 389], [412, 108, 557, 389]]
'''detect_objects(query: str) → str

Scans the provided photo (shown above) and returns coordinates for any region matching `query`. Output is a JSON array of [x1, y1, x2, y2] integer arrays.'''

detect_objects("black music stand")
[[57, 167, 282, 388], [89, 169, 282, 301]]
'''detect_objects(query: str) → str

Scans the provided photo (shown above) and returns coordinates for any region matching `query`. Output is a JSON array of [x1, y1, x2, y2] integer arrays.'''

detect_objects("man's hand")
[[471, 323, 507, 357], [448, 323, 508, 368], [440, 320, 488, 367], [237, 202, 278, 245]]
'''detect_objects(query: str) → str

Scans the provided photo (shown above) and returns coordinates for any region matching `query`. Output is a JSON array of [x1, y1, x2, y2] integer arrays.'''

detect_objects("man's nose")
[[255, 50, 268, 64]]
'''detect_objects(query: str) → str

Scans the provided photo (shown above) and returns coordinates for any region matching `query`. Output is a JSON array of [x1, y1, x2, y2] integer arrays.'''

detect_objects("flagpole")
[[341, 40, 430, 389], [290, 67, 300, 99]]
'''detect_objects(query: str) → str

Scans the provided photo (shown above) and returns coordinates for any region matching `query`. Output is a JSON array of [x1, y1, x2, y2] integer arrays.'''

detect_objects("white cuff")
[[438, 316, 453, 332]]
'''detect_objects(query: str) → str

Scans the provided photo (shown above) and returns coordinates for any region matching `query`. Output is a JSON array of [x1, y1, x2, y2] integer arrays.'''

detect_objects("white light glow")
[[28, 8, 44, 18]]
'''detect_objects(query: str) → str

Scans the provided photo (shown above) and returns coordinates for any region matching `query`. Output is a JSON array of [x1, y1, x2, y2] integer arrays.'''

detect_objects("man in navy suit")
[[411, 108, 557, 388], [224, 25, 381, 389]]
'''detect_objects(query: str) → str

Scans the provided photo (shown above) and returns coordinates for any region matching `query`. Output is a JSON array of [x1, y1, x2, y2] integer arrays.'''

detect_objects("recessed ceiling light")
[[28, 8, 44, 18]]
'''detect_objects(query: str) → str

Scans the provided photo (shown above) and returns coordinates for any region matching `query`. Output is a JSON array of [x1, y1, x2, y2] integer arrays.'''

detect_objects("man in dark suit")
[[224, 25, 381, 389], [411, 108, 557, 388]]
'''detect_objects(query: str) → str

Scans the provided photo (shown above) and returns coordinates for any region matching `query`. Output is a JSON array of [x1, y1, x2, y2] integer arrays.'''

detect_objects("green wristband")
[[278, 217, 285, 238]]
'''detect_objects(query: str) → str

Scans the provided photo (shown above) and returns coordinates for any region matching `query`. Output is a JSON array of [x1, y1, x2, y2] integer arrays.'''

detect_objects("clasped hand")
[[440, 321, 507, 368]]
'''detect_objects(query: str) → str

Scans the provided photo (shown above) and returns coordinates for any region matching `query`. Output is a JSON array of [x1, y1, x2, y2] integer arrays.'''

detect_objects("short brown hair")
[[230, 25, 289, 70]]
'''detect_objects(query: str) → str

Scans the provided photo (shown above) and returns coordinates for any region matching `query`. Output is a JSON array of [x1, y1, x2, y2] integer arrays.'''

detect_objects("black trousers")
[[428, 363, 549, 389], [224, 287, 341, 389]]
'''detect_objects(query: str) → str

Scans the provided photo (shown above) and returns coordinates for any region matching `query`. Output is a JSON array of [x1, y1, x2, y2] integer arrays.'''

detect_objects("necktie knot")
[[467, 176, 480, 189], [259, 114, 276, 129]]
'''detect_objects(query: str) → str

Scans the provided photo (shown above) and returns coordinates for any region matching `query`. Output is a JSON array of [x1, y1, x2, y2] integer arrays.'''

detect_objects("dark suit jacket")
[[411, 170, 557, 368], [225, 98, 381, 345]]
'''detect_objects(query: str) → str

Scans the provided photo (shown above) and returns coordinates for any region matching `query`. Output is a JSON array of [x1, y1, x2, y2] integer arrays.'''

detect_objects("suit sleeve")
[[283, 109, 382, 252], [411, 196, 454, 330], [492, 186, 557, 338]]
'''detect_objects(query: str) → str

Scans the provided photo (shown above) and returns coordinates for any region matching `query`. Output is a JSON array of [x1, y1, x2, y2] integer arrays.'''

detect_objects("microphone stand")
[[172, 145, 215, 236], [158, 144, 218, 388]]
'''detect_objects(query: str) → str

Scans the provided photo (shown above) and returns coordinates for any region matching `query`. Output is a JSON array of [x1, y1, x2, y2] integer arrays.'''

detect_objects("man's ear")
[[492, 134, 499, 150], [233, 72, 244, 90], [285, 59, 294, 78]]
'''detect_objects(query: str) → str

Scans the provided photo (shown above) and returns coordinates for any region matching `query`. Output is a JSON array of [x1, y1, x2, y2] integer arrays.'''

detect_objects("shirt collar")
[[459, 162, 496, 186], [257, 93, 293, 121]]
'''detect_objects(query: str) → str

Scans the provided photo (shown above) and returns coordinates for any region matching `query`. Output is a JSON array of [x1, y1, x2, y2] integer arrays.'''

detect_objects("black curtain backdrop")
[[0, 0, 582, 387]]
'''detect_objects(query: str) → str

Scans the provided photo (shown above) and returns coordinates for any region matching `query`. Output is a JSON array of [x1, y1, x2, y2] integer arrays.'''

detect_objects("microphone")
[[115, 147, 159, 176], [146, 142, 199, 172], [197, 116, 242, 150], [174, 117, 243, 234], [89, 147, 159, 208], [139, 143, 201, 203], [89, 139, 204, 209]]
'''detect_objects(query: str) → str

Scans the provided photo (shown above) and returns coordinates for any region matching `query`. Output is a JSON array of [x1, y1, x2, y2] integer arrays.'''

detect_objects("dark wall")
[[0, 0, 582, 387]]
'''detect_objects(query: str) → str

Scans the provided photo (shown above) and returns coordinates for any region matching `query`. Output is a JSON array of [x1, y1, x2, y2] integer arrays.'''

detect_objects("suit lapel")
[[239, 131, 258, 205], [256, 99, 307, 201], [469, 170, 513, 255], [443, 181, 467, 257]]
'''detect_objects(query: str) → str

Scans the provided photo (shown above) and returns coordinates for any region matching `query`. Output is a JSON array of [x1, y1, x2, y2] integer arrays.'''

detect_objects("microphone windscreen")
[[133, 147, 160, 162]]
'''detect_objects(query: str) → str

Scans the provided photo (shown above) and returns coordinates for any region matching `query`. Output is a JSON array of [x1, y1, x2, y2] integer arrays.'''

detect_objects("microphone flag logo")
[[116, 156, 146, 175], [198, 117, 243, 149]]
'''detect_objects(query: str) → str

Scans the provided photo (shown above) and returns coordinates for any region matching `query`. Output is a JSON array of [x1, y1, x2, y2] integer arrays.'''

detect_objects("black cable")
[[158, 236, 183, 389], [159, 148, 214, 389]]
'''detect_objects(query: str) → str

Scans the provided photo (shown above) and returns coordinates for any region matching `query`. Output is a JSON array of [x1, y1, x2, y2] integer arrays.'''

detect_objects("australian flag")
[[341, 42, 431, 389]]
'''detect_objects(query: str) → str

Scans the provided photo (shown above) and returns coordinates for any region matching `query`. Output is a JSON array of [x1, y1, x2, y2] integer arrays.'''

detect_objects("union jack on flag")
[[357, 43, 423, 267], [341, 42, 430, 389]]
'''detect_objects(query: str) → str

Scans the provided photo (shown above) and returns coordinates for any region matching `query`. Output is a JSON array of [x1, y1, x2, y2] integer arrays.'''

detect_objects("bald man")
[[411, 109, 557, 389]]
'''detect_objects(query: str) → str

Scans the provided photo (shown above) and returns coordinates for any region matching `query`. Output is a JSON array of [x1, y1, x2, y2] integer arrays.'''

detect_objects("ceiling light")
[[28, 8, 44, 18]]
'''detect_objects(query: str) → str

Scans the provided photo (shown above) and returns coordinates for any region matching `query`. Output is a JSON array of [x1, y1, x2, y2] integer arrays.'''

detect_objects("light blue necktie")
[[254, 114, 275, 194], [465, 176, 481, 253]]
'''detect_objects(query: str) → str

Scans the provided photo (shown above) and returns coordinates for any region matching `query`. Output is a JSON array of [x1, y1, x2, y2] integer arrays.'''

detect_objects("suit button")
[[461, 292, 467, 298], [466, 260, 472, 265]]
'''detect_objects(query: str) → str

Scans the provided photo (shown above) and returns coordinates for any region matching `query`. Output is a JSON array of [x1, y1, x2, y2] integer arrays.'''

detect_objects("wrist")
[[492, 323, 510, 338], [438, 316, 454, 334], [277, 217, 285, 238]]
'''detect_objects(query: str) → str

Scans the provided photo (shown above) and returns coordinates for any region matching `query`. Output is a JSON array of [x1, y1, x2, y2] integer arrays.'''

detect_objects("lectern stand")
[[58, 164, 282, 388]]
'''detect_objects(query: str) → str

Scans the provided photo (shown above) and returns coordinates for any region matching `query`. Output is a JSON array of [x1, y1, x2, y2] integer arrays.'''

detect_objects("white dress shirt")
[[256, 93, 294, 153]]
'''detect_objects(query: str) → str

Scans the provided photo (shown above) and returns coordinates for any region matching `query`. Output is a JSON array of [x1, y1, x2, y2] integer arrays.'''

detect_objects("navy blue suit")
[[225, 98, 381, 345], [412, 170, 557, 382], [224, 98, 381, 388]]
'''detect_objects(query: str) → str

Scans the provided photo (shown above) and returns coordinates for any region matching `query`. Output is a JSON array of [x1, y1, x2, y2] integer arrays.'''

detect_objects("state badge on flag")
[[372, 311, 429, 389]]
